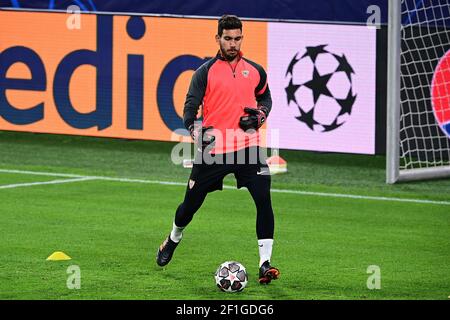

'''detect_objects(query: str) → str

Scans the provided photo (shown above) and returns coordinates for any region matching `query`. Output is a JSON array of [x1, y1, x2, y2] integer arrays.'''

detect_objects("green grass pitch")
[[0, 131, 449, 300]]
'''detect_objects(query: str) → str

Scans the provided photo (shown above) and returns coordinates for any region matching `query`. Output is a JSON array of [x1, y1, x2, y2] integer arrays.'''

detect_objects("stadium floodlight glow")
[[387, 0, 450, 183]]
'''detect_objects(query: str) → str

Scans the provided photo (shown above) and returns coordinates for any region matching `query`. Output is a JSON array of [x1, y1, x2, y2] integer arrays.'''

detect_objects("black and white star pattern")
[[303, 67, 333, 104], [285, 52, 300, 77], [337, 90, 357, 116], [284, 44, 357, 132], [295, 106, 318, 130], [333, 53, 355, 82], [301, 44, 329, 63], [285, 78, 300, 105]]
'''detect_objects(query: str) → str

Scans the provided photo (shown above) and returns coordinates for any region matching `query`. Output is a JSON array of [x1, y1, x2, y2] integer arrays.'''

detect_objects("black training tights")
[[174, 175, 274, 239]]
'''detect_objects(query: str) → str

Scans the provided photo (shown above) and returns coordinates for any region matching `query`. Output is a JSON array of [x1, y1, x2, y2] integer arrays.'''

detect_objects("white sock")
[[170, 222, 184, 243], [258, 239, 274, 267]]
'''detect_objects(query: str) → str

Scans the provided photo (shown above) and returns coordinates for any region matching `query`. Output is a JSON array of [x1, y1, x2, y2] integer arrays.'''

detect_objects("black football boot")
[[156, 235, 180, 267], [258, 260, 280, 284]]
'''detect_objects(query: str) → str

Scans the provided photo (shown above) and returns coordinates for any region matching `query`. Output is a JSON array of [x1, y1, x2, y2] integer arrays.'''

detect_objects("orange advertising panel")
[[0, 11, 267, 141]]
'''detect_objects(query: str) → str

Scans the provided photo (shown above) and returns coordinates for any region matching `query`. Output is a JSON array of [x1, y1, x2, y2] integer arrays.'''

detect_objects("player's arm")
[[183, 65, 207, 131], [239, 66, 272, 131], [255, 67, 272, 116], [256, 86, 272, 116], [183, 64, 215, 148]]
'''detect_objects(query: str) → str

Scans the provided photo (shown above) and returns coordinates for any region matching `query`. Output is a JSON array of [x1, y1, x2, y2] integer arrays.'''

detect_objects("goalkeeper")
[[156, 15, 279, 284]]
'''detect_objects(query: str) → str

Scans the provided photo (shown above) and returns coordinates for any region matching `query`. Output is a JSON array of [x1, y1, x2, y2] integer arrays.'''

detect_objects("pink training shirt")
[[183, 51, 272, 154]]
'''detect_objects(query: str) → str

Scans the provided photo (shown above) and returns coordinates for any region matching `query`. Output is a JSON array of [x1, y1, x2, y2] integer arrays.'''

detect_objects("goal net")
[[387, 0, 450, 183]]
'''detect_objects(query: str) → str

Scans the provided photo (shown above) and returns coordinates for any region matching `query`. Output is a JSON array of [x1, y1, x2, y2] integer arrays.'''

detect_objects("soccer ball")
[[214, 261, 248, 292]]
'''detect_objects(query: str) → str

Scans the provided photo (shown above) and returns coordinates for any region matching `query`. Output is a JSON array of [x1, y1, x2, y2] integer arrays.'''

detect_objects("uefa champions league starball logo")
[[285, 44, 357, 132]]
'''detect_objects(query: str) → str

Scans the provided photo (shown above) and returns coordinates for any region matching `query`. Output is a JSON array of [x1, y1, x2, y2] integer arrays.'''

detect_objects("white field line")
[[0, 169, 449, 206], [0, 177, 96, 189]]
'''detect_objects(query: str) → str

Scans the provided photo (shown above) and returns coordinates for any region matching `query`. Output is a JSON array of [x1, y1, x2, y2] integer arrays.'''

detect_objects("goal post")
[[387, 0, 401, 184], [386, 0, 450, 183]]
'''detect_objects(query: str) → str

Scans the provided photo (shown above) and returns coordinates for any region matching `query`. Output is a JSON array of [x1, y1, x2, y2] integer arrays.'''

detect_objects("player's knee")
[[177, 200, 200, 219]]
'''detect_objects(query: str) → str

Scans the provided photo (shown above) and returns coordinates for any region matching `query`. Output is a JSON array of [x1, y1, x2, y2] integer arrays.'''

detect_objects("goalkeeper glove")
[[189, 124, 215, 149], [239, 106, 269, 131]]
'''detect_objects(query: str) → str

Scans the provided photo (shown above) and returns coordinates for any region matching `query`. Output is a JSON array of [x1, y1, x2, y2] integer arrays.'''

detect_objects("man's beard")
[[220, 45, 238, 61]]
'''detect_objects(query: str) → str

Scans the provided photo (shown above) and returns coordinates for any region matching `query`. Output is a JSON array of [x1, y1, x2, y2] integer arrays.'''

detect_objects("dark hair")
[[218, 15, 242, 36]]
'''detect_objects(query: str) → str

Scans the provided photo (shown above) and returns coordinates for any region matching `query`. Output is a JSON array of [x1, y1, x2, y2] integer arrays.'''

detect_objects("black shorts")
[[188, 146, 270, 193]]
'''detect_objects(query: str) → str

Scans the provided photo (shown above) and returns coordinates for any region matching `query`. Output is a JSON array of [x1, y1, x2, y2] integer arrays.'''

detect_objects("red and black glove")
[[189, 124, 215, 149], [239, 106, 269, 131]]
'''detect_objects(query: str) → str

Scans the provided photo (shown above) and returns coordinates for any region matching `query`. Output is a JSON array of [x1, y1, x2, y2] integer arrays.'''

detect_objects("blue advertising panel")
[[0, 0, 388, 24]]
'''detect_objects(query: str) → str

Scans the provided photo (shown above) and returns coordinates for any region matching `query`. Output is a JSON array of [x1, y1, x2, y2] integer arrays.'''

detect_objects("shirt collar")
[[216, 50, 243, 61]]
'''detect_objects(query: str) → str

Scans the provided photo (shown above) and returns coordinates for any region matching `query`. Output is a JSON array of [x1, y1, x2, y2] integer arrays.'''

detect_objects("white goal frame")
[[386, 0, 450, 183]]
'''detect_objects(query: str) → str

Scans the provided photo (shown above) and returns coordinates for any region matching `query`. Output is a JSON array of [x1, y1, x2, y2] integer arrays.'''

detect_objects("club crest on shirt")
[[189, 179, 195, 189], [242, 70, 250, 78]]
